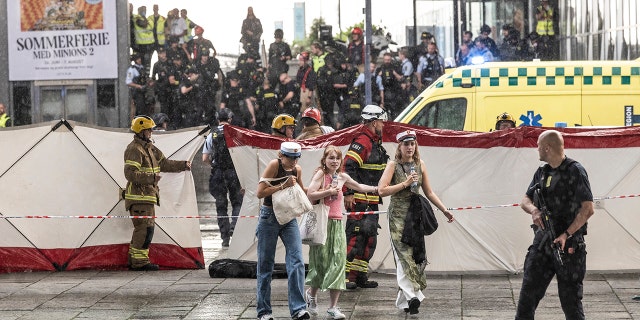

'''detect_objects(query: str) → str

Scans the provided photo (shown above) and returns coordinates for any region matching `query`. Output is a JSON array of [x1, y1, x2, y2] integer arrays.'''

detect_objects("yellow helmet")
[[495, 112, 516, 130], [271, 113, 296, 130], [131, 115, 156, 133]]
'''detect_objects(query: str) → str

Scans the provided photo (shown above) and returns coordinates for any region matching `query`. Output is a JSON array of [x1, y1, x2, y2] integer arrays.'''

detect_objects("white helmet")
[[361, 105, 388, 121]]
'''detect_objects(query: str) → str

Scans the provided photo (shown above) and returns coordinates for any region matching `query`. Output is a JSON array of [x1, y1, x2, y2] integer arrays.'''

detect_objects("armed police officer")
[[202, 109, 243, 247], [516, 130, 594, 320]]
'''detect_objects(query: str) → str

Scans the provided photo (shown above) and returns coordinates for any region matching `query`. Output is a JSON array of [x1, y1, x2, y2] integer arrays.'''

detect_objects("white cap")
[[396, 130, 417, 142], [361, 105, 387, 121], [280, 141, 302, 158]]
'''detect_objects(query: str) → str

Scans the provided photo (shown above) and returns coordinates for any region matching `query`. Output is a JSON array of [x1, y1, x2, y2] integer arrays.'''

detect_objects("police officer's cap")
[[131, 53, 143, 61], [227, 70, 240, 80], [216, 108, 234, 121], [421, 31, 431, 40]]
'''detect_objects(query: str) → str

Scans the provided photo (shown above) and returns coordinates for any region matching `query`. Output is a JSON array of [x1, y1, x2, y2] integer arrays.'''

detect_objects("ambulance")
[[394, 60, 640, 131]]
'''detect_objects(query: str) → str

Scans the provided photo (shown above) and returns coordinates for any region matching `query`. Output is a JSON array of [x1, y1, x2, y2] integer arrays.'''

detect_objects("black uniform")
[[203, 125, 243, 244], [255, 86, 279, 134], [267, 41, 291, 86], [221, 86, 251, 128], [151, 59, 172, 115], [379, 62, 402, 119], [195, 57, 222, 124], [516, 157, 593, 320]]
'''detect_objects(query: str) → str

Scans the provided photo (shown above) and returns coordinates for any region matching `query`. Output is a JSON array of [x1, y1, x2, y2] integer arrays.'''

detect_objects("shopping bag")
[[264, 177, 313, 225], [299, 202, 329, 246]]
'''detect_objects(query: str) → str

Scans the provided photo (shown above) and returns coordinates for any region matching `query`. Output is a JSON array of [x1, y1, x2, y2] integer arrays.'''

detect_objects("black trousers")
[[515, 231, 586, 320], [209, 167, 243, 240]]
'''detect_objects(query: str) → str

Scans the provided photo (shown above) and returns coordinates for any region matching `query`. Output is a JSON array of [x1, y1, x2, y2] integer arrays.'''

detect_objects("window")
[[408, 98, 467, 130]]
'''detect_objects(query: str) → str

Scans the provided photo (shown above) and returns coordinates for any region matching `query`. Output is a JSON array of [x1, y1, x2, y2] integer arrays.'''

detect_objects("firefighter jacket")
[[123, 135, 188, 209], [344, 126, 389, 205]]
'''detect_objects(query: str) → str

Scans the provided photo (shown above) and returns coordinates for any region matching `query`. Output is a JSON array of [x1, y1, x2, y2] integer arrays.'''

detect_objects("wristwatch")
[[563, 230, 573, 239]]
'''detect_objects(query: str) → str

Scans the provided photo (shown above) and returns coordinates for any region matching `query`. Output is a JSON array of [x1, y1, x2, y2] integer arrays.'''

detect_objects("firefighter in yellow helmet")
[[495, 112, 517, 130], [271, 113, 296, 138], [123, 115, 192, 270]]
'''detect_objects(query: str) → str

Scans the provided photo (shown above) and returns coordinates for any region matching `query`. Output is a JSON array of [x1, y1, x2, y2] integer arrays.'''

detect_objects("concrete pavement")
[[0, 219, 639, 320]]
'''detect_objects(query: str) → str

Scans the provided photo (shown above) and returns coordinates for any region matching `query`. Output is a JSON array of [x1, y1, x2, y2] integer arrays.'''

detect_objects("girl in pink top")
[[305, 145, 378, 319]]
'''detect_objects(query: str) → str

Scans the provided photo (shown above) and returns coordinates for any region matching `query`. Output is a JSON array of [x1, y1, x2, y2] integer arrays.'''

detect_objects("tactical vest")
[[210, 125, 234, 170]]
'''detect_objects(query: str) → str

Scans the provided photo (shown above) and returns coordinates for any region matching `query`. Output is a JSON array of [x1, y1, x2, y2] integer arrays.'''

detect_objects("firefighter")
[[271, 113, 296, 139], [343, 105, 389, 289], [123, 115, 192, 270], [495, 112, 517, 130]]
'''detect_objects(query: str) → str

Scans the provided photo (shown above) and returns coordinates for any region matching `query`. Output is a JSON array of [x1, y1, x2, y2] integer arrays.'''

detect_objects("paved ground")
[[0, 218, 639, 320]]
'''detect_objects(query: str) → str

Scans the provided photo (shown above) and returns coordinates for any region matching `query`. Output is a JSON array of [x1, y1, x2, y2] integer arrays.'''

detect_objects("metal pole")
[[413, 0, 418, 46], [364, 0, 372, 105]]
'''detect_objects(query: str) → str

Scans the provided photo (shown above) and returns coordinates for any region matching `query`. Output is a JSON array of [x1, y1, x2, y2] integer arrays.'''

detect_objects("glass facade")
[[416, 0, 640, 61], [559, 0, 640, 60]]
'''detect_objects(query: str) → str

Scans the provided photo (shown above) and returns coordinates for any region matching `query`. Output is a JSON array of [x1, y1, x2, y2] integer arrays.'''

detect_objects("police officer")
[[254, 78, 280, 134], [220, 70, 256, 129], [124, 115, 191, 270], [151, 48, 171, 115], [343, 105, 389, 289], [267, 29, 292, 87], [516, 130, 594, 320], [126, 53, 153, 116], [495, 112, 517, 130], [202, 109, 243, 247]]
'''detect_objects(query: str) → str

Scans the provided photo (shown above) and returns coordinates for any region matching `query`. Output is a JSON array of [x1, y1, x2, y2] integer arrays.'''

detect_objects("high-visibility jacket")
[[183, 18, 193, 43], [147, 15, 166, 45], [536, 6, 555, 36], [123, 135, 187, 209], [312, 52, 328, 73], [133, 14, 154, 45], [0, 113, 9, 127]]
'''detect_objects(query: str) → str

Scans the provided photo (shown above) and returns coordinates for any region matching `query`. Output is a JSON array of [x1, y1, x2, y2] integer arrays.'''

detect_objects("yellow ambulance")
[[395, 60, 640, 131]]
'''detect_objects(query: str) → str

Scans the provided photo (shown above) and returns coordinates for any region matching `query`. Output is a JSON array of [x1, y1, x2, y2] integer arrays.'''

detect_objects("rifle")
[[532, 187, 564, 267]]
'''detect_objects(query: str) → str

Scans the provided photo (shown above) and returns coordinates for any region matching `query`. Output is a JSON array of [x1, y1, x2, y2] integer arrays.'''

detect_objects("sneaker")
[[129, 263, 159, 271], [408, 297, 420, 314], [345, 281, 357, 290], [292, 309, 310, 320], [633, 295, 640, 301], [305, 289, 318, 315], [327, 307, 346, 319], [258, 314, 273, 320]]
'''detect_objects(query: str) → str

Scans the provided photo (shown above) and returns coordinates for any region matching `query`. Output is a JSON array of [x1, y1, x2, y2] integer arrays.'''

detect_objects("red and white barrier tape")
[[0, 194, 634, 219]]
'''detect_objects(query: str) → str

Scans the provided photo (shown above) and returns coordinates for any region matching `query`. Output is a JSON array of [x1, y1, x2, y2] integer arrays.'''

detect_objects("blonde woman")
[[378, 130, 455, 315], [305, 145, 377, 320]]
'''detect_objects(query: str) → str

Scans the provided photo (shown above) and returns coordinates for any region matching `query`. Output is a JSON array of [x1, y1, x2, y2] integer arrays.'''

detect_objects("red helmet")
[[298, 51, 310, 61], [351, 27, 363, 36], [301, 107, 321, 124]]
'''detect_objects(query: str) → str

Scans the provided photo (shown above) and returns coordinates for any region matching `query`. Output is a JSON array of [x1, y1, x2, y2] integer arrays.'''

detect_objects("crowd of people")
[[122, 3, 596, 320]]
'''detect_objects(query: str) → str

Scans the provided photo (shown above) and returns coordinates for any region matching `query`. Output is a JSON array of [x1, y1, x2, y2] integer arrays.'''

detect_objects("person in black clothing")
[[479, 24, 500, 60], [194, 50, 223, 124], [267, 29, 292, 87], [516, 130, 595, 320], [240, 6, 263, 56], [220, 71, 256, 129], [202, 109, 243, 247], [151, 48, 172, 116], [179, 66, 203, 127], [315, 55, 337, 128], [296, 51, 316, 112], [379, 52, 402, 120], [278, 73, 301, 119], [254, 78, 280, 134], [167, 55, 186, 129], [237, 53, 264, 98]]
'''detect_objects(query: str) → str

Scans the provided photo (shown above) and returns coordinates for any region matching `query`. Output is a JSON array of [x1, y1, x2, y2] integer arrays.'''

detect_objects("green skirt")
[[305, 219, 346, 290]]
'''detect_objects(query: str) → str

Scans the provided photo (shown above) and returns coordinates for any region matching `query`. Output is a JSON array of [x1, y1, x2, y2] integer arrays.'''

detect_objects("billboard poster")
[[7, 0, 117, 81]]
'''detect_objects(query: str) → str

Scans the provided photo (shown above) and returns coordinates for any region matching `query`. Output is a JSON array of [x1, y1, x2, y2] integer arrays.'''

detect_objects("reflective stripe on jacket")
[[123, 135, 187, 209], [134, 14, 154, 45], [148, 15, 166, 45]]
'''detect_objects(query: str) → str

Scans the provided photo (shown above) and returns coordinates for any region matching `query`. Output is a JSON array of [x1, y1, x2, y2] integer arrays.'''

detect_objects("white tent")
[[0, 120, 206, 272], [225, 123, 640, 273]]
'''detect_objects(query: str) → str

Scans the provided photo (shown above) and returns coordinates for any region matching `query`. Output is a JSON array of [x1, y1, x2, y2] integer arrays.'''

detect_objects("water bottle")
[[330, 173, 339, 200], [410, 164, 418, 193]]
